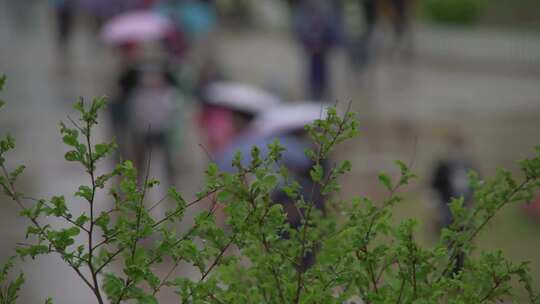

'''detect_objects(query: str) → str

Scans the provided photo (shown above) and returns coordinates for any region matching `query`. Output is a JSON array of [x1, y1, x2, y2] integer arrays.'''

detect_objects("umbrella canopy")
[[101, 10, 173, 45], [253, 102, 330, 137], [202, 82, 281, 114], [215, 134, 312, 173]]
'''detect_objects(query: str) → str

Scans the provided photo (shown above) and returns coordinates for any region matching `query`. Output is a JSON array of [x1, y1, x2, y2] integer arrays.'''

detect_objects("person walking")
[[51, 0, 76, 53], [129, 62, 180, 187], [430, 133, 476, 274], [216, 102, 331, 270], [293, 0, 340, 100], [353, 0, 412, 68]]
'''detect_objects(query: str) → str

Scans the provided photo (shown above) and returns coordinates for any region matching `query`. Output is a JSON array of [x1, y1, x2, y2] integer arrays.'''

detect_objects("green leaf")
[[64, 151, 80, 162], [95, 173, 113, 188], [73, 98, 84, 113], [310, 164, 324, 183], [94, 143, 108, 155], [103, 274, 125, 301], [217, 190, 231, 203], [62, 134, 78, 147], [6, 273, 24, 302], [378, 173, 393, 192], [9, 165, 25, 183], [0, 74, 6, 91], [75, 185, 93, 202], [17, 245, 49, 259], [50, 196, 68, 217], [95, 212, 111, 233], [0, 134, 15, 153], [74, 213, 90, 226]]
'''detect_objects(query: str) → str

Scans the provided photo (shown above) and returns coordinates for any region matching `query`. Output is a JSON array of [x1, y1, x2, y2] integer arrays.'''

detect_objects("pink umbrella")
[[101, 11, 174, 45]]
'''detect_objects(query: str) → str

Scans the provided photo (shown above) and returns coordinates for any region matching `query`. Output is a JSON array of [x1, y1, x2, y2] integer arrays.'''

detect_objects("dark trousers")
[[56, 4, 75, 49], [357, 0, 408, 64], [133, 132, 176, 187], [307, 50, 329, 100]]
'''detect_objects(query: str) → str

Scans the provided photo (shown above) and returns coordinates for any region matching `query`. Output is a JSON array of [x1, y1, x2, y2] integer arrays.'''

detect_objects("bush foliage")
[[1, 75, 540, 303]]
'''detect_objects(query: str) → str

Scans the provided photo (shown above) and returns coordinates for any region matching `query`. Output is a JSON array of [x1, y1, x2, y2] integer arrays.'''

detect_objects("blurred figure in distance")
[[430, 132, 476, 274], [51, 0, 76, 55], [355, 0, 413, 68], [197, 81, 281, 156], [293, 0, 340, 100], [129, 62, 181, 187], [216, 102, 331, 270]]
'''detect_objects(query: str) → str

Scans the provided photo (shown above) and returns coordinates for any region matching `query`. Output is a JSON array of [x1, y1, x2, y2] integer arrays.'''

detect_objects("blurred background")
[[0, 0, 540, 302]]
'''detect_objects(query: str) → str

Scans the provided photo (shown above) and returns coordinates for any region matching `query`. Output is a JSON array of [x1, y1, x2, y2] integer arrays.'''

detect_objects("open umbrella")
[[202, 81, 282, 114], [252, 102, 330, 137], [101, 10, 173, 45]]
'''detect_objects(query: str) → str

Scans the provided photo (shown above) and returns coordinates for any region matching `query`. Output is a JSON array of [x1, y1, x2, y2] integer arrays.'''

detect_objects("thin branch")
[[293, 109, 351, 304], [440, 179, 532, 278], [152, 259, 180, 296], [20, 196, 91, 233], [201, 234, 236, 282], [395, 274, 406, 304], [83, 113, 106, 304], [92, 187, 219, 252], [94, 247, 123, 274], [198, 143, 215, 163], [207, 291, 226, 304], [148, 194, 169, 212], [67, 115, 84, 132], [357, 248, 379, 294], [115, 136, 154, 304], [1, 163, 99, 301]]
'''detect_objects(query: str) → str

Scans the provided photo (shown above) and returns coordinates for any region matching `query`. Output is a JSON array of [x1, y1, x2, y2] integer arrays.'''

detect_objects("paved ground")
[[1, 1, 540, 303]]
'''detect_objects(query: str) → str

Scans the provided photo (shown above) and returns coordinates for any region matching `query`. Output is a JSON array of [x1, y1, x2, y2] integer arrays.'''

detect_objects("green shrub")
[[422, 0, 486, 26], [1, 74, 540, 303]]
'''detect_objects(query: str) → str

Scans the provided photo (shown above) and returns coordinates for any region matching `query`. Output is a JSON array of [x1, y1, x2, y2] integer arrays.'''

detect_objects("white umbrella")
[[253, 102, 330, 136], [202, 82, 281, 114], [101, 11, 173, 45]]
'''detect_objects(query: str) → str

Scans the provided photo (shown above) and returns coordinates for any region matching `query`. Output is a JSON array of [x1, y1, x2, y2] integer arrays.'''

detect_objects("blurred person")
[[430, 133, 475, 230], [216, 102, 331, 269], [51, 0, 76, 53], [196, 81, 281, 156], [154, 0, 217, 66], [129, 62, 181, 187], [293, 0, 340, 100], [110, 42, 143, 162], [196, 81, 281, 231], [153, 0, 216, 45], [353, 0, 413, 68], [341, 0, 368, 77], [430, 132, 476, 274]]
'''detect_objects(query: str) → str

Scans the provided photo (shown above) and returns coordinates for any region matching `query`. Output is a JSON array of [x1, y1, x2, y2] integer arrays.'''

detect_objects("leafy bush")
[[422, 0, 486, 26], [1, 74, 540, 303]]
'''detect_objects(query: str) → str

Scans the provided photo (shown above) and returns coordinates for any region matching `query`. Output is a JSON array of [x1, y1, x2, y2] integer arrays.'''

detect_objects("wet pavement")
[[1, 1, 540, 303]]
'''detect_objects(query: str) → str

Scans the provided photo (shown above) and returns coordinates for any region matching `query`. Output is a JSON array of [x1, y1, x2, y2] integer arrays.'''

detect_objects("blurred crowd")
[[45, 0, 416, 181], [42, 0, 490, 240], [1, 0, 538, 283]]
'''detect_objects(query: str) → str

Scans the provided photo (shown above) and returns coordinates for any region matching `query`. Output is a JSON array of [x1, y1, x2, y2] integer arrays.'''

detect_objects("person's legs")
[[358, 0, 378, 66], [391, 0, 408, 39], [308, 50, 328, 100], [159, 133, 177, 187], [56, 3, 74, 51]]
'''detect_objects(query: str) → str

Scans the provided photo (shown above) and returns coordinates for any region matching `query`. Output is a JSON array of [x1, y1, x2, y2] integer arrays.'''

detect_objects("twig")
[[152, 259, 181, 296]]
